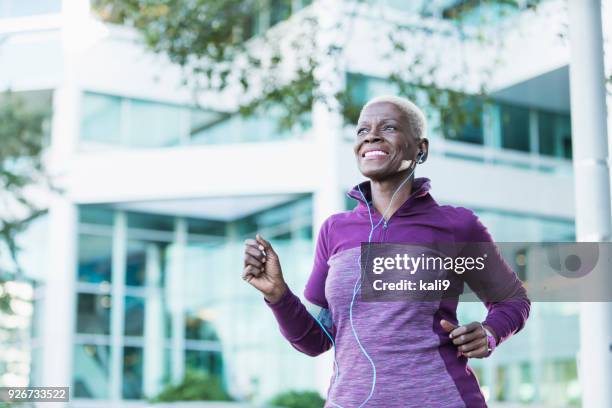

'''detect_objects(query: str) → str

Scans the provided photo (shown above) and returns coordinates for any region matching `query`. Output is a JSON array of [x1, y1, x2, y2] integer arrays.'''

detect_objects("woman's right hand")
[[242, 234, 288, 303]]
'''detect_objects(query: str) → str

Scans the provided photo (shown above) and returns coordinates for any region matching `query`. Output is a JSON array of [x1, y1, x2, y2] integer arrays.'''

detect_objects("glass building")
[[1, 0, 600, 406]]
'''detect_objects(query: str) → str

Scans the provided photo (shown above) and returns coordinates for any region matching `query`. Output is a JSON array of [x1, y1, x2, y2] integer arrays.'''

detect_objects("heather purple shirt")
[[267, 178, 530, 407]]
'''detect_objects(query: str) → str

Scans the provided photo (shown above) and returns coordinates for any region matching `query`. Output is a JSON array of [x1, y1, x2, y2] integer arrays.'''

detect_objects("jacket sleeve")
[[264, 217, 334, 356], [455, 208, 531, 346], [265, 288, 334, 357]]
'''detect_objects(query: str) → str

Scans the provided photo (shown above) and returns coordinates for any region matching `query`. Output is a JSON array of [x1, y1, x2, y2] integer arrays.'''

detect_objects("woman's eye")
[[384, 125, 396, 131], [357, 128, 368, 136]]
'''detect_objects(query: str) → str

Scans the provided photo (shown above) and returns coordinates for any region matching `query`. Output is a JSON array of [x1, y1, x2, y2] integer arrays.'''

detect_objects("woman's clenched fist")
[[242, 234, 288, 303]]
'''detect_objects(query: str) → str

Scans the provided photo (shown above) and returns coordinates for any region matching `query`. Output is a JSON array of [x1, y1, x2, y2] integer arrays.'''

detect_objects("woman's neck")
[[370, 172, 414, 220]]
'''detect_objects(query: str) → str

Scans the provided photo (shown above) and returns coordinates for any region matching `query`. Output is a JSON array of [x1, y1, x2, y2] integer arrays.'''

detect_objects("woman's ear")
[[417, 138, 429, 163]]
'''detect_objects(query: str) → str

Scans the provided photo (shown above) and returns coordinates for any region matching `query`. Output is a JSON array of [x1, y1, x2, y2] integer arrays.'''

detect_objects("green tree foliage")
[[0, 90, 49, 312], [151, 371, 233, 402], [269, 390, 325, 408], [91, 0, 540, 133]]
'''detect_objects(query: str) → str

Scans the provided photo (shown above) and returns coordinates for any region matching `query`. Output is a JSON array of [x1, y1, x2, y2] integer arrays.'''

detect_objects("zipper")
[[381, 219, 389, 242]]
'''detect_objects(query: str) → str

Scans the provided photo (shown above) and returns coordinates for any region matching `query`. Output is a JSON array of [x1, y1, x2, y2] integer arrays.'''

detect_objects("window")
[[500, 104, 530, 152], [0, 0, 61, 18], [185, 350, 224, 376], [441, 95, 484, 145], [185, 312, 220, 341], [122, 347, 143, 399], [76, 294, 111, 335], [538, 110, 572, 159], [81, 93, 122, 145], [80, 92, 307, 148], [78, 234, 113, 284], [74, 197, 314, 400], [73, 344, 110, 398], [128, 99, 183, 147], [270, 0, 291, 26], [124, 296, 145, 337]]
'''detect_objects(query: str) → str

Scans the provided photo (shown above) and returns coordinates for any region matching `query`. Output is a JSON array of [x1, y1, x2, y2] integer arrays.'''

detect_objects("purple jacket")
[[267, 178, 530, 407]]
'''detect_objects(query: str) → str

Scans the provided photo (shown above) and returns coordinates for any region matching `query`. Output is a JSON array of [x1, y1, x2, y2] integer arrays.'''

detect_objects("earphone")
[[311, 149, 424, 408]]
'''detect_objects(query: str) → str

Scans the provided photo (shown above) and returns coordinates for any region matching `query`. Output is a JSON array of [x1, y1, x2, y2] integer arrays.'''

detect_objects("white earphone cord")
[[313, 151, 423, 408]]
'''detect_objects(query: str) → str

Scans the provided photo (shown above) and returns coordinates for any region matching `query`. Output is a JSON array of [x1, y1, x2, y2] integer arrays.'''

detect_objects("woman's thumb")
[[440, 319, 457, 333], [256, 234, 277, 258]]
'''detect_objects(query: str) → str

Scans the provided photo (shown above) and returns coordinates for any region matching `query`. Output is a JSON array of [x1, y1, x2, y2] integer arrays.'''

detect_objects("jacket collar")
[[347, 177, 433, 216]]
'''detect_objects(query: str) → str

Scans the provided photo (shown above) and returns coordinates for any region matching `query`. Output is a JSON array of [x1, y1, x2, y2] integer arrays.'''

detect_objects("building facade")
[[2, 0, 606, 406]]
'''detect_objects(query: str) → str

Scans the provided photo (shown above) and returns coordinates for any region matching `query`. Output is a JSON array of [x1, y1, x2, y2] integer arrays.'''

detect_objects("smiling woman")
[[241, 95, 530, 408]]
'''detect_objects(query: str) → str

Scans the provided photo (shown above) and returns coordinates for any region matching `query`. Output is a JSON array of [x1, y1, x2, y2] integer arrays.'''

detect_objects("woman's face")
[[353, 102, 422, 181]]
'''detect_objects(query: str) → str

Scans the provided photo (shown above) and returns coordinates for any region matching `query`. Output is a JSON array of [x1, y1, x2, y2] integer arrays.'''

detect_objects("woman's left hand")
[[440, 320, 493, 358]]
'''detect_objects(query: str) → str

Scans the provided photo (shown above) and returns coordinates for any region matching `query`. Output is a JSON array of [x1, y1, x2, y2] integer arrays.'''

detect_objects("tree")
[[0, 90, 49, 312], [91, 0, 542, 134]]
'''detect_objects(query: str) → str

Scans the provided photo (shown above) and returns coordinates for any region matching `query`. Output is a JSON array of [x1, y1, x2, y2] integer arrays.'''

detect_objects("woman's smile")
[[362, 149, 390, 160]]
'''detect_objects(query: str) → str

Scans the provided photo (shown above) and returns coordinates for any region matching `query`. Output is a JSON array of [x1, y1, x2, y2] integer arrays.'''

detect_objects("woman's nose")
[[364, 131, 383, 143]]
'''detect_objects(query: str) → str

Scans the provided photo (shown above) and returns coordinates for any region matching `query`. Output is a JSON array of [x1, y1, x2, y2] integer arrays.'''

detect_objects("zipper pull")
[[383, 220, 388, 229]]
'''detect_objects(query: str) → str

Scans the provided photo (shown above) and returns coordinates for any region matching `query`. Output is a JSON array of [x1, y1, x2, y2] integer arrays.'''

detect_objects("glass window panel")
[[78, 234, 112, 284], [185, 350, 224, 376], [73, 344, 110, 399], [122, 347, 143, 399], [187, 218, 226, 236], [128, 99, 184, 147], [474, 209, 575, 242], [124, 296, 145, 337], [81, 93, 122, 144], [127, 212, 175, 232], [176, 195, 314, 399], [538, 110, 572, 159], [79, 206, 114, 226], [76, 293, 111, 335], [185, 311, 220, 341], [298, 0, 313, 8], [189, 109, 228, 143], [126, 239, 168, 287], [500, 104, 530, 152], [442, 96, 484, 145], [270, 0, 291, 26], [126, 240, 147, 287], [345, 74, 398, 123], [0, 0, 61, 18]]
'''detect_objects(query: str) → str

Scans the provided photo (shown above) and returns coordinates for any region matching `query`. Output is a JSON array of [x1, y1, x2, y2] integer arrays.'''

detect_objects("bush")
[[268, 390, 325, 408], [151, 371, 233, 402]]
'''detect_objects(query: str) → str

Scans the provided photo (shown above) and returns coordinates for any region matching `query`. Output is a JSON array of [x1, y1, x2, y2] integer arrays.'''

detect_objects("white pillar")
[[109, 211, 127, 401], [312, 0, 346, 231], [143, 244, 164, 397], [169, 218, 187, 383], [39, 196, 77, 390], [568, 1, 612, 407], [310, 0, 346, 397], [37, 0, 84, 400]]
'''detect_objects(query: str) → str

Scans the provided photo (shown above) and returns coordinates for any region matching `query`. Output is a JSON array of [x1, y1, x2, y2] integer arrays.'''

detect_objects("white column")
[[528, 304, 543, 402], [310, 0, 346, 396], [39, 196, 77, 390], [312, 0, 346, 231], [568, 1, 612, 407], [38, 0, 84, 400], [109, 211, 127, 401], [169, 218, 187, 383], [143, 244, 163, 397]]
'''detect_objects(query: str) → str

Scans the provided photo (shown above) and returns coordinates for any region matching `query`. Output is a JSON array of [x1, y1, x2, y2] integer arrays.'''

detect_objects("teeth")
[[364, 150, 388, 157]]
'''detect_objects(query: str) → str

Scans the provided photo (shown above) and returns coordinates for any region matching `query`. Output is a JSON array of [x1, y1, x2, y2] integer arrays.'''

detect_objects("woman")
[[242, 95, 530, 408]]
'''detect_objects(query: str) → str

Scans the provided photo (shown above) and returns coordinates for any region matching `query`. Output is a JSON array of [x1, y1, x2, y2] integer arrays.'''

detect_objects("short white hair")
[[361, 95, 427, 140]]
